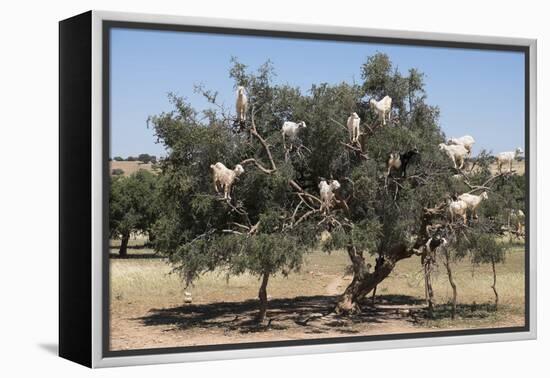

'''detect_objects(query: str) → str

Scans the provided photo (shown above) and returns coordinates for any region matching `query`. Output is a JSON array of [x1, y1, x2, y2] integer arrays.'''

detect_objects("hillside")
[[110, 161, 157, 176]]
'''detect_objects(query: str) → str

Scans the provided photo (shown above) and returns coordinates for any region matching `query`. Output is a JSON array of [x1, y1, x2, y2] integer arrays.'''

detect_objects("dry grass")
[[109, 243, 525, 350], [110, 161, 157, 176], [377, 245, 525, 309], [486, 160, 525, 176], [110, 243, 525, 315], [109, 249, 349, 307]]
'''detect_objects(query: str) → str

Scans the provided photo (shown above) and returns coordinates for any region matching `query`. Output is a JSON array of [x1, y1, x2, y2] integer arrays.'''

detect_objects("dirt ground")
[[109, 244, 526, 351]]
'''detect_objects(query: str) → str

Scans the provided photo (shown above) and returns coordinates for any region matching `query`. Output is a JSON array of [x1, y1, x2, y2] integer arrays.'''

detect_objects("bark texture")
[[443, 248, 457, 319], [119, 233, 130, 258], [257, 272, 270, 323], [491, 257, 499, 310], [334, 204, 445, 315]]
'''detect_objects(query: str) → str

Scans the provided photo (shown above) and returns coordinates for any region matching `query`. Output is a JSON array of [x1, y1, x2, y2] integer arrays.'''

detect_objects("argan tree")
[[109, 169, 158, 257], [150, 53, 522, 321]]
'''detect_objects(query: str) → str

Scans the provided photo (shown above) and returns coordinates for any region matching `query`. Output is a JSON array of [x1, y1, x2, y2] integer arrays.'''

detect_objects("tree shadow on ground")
[[413, 302, 499, 323], [109, 252, 161, 259], [137, 294, 425, 335]]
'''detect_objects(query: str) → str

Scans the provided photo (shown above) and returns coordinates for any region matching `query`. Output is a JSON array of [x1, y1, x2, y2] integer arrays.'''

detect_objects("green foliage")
[[113, 156, 124, 161], [111, 168, 124, 176], [149, 52, 523, 297], [109, 169, 158, 239], [138, 153, 157, 163]]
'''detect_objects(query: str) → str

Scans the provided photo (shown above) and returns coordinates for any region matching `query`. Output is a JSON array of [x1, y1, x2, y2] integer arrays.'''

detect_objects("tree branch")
[[239, 158, 276, 174], [249, 106, 277, 172]]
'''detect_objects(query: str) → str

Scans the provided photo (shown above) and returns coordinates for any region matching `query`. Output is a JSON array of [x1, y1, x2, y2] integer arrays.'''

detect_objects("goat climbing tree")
[[150, 53, 522, 321]]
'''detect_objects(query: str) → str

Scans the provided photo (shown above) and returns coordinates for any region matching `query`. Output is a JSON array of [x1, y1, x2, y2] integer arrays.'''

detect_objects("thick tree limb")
[[340, 142, 369, 160], [294, 209, 320, 226]]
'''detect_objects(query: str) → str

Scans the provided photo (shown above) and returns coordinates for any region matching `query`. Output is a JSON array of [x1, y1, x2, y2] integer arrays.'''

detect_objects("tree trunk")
[[424, 260, 435, 315], [334, 204, 445, 316], [491, 256, 499, 310], [335, 244, 411, 315], [257, 272, 270, 323], [443, 248, 457, 319], [119, 232, 130, 258]]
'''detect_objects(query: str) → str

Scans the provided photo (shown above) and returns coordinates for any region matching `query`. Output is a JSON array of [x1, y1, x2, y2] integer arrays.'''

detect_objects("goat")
[[210, 162, 245, 200], [509, 209, 525, 235], [458, 191, 489, 220], [426, 235, 447, 253], [451, 174, 464, 182], [448, 135, 475, 157], [386, 148, 419, 178], [439, 143, 468, 170], [448, 199, 468, 224], [369, 96, 392, 125], [281, 121, 306, 150], [422, 235, 448, 264], [346, 112, 361, 143], [235, 86, 248, 123], [319, 179, 341, 214], [496, 148, 523, 173]]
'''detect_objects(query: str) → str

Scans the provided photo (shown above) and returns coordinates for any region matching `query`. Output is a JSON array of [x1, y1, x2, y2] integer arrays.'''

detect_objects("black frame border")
[[59, 11, 93, 367], [101, 19, 531, 359]]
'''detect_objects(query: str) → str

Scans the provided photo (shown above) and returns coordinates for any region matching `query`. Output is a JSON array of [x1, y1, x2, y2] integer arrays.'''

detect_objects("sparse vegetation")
[[109, 53, 526, 350], [110, 245, 524, 350], [112, 168, 124, 176]]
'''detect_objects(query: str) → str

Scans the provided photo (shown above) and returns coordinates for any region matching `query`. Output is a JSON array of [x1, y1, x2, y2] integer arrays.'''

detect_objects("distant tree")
[[126, 156, 137, 161], [137, 153, 157, 163], [109, 170, 158, 257], [111, 168, 124, 176], [113, 156, 124, 161]]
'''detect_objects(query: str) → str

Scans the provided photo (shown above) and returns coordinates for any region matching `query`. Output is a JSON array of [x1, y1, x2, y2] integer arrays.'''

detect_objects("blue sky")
[[110, 28, 525, 158]]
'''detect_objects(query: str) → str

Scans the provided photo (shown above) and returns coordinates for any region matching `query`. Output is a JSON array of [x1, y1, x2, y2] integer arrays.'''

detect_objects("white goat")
[[448, 199, 468, 224], [448, 135, 475, 157], [319, 179, 341, 214], [347, 112, 361, 143], [496, 148, 523, 173], [281, 121, 306, 150], [210, 162, 245, 200], [235, 86, 248, 123], [458, 192, 489, 220], [509, 209, 525, 235], [439, 143, 468, 170], [369, 96, 392, 125]]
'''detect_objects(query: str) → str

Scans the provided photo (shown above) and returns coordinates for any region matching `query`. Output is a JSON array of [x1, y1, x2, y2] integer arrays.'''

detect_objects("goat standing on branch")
[[439, 143, 468, 170], [509, 209, 525, 236], [319, 179, 341, 215], [369, 95, 392, 125], [448, 199, 468, 224], [458, 191, 489, 220], [448, 135, 475, 157], [386, 148, 420, 179], [281, 121, 307, 151], [347, 112, 361, 144], [496, 147, 523, 173], [235, 86, 248, 123], [210, 162, 245, 200]]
